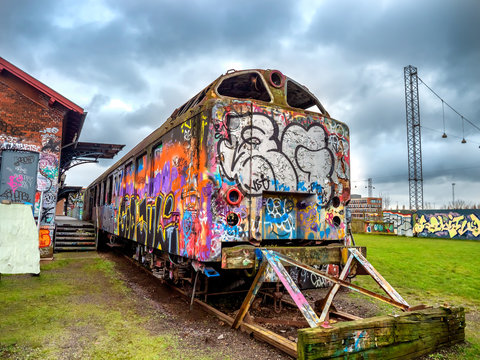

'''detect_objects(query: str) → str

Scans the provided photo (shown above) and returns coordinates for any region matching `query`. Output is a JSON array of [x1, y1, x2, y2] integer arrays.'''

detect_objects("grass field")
[[1, 237, 478, 359], [0, 253, 214, 360], [352, 233, 480, 359]]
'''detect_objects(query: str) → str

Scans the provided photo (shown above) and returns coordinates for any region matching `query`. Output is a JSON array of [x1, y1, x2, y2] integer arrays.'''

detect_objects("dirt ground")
[[103, 250, 292, 360], [105, 250, 471, 360]]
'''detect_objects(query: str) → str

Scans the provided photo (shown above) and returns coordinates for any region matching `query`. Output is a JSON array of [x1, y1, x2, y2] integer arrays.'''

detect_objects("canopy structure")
[[60, 141, 125, 177]]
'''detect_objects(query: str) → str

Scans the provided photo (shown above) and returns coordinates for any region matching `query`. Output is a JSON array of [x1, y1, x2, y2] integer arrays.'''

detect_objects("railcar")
[[84, 69, 351, 284]]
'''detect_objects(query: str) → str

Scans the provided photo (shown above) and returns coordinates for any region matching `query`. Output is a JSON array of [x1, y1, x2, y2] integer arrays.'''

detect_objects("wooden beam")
[[275, 252, 409, 311], [232, 260, 267, 329], [319, 253, 354, 321], [297, 306, 465, 360]]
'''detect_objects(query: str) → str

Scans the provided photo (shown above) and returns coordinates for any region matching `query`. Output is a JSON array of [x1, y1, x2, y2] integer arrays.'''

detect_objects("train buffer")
[[231, 248, 465, 359]]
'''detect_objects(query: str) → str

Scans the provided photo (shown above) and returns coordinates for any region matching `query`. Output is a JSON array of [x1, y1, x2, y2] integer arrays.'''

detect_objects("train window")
[[100, 181, 105, 206], [135, 153, 148, 198], [217, 72, 271, 102], [107, 175, 113, 204], [151, 143, 163, 195], [191, 89, 207, 107], [124, 162, 134, 196], [286, 79, 322, 113]]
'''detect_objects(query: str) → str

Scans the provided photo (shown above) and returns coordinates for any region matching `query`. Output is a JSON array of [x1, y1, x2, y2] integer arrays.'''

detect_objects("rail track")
[[115, 245, 298, 357], [105, 242, 465, 360]]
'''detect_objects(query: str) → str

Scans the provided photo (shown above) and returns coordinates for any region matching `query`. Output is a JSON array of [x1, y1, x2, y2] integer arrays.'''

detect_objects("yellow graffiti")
[[414, 214, 480, 238]]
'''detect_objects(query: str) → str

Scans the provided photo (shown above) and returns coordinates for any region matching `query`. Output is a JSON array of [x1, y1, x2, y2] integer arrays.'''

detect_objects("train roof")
[[88, 69, 337, 186]]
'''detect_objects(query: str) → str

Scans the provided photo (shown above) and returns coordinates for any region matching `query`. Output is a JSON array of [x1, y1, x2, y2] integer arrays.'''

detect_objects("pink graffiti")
[[8, 175, 23, 193]]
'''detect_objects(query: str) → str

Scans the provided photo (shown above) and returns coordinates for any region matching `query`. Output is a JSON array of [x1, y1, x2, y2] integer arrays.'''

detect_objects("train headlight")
[[226, 188, 243, 206]]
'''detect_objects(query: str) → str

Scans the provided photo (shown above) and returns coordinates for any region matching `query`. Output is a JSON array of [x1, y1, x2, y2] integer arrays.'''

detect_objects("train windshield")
[[286, 79, 325, 114], [217, 72, 271, 102]]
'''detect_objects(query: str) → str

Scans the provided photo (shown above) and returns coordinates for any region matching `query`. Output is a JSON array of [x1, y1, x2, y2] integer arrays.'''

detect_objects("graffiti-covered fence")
[[383, 211, 414, 237], [413, 210, 480, 240], [352, 209, 480, 240]]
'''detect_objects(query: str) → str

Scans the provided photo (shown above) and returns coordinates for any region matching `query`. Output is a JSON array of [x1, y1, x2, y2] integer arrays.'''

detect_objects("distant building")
[[349, 194, 383, 221]]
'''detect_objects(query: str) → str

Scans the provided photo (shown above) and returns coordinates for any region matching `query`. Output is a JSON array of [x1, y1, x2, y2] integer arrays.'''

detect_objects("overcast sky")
[[1, 0, 479, 209]]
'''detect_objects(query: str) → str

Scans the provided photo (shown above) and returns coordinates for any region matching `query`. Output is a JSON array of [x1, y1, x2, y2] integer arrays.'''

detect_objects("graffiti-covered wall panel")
[[0, 150, 39, 203], [383, 211, 413, 237], [414, 210, 480, 240], [102, 112, 215, 261]]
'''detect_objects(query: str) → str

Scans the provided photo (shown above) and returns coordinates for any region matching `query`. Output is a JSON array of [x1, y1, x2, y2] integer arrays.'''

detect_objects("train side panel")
[[91, 110, 223, 261]]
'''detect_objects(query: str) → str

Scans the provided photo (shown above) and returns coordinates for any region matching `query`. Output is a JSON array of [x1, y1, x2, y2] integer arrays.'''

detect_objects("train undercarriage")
[[102, 232, 465, 359]]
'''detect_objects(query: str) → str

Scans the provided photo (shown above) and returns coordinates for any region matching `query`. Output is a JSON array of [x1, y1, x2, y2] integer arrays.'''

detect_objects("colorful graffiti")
[[0, 150, 39, 204], [90, 88, 350, 263], [383, 211, 413, 237], [217, 111, 335, 203], [39, 226, 52, 248], [364, 221, 394, 234], [117, 193, 181, 254], [67, 191, 84, 220], [209, 102, 349, 243], [414, 210, 480, 240]]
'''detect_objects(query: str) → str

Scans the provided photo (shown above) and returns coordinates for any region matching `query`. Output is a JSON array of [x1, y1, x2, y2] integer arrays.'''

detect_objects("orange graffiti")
[[39, 228, 51, 248]]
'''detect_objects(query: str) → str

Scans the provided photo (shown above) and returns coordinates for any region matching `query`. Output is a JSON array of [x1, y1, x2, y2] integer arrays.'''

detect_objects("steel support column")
[[404, 65, 423, 210]]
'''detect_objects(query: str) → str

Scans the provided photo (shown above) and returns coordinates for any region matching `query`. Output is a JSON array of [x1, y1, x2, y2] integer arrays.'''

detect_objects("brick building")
[[0, 57, 123, 258], [349, 194, 383, 221]]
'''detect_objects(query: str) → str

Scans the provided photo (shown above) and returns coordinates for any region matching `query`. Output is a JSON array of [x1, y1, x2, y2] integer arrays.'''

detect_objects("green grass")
[[352, 233, 480, 359], [0, 253, 218, 360]]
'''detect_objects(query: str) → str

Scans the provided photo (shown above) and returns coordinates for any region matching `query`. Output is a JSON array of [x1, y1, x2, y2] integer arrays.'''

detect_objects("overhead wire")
[[352, 164, 480, 184], [421, 125, 480, 145], [417, 76, 480, 133]]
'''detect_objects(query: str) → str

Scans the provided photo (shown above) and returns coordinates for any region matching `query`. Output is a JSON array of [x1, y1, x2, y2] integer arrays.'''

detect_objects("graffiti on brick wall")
[[40, 127, 61, 153], [0, 135, 41, 152], [414, 210, 480, 239], [383, 211, 413, 237], [39, 226, 52, 248], [0, 150, 39, 203]]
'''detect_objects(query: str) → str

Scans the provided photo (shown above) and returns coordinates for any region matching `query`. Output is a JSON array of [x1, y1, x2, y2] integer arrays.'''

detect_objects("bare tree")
[[446, 199, 473, 209], [382, 194, 391, 210]]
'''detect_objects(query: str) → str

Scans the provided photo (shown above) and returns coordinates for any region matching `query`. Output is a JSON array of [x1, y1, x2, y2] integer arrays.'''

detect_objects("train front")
[[204, 69, 351, 274]]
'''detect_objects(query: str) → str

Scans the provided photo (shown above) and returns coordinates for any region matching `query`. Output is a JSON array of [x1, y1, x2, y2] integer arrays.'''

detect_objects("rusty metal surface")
[[221, 245, 367, 269]]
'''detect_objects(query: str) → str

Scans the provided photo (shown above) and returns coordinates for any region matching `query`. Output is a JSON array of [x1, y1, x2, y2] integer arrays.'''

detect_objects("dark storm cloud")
[[305, 0, 480, 67], [2, 0, 300, 93], [1, 0, 479, 205]]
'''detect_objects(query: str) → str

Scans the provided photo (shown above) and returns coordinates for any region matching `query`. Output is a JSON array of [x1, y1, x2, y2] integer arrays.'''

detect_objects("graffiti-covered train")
[[84, 69, 351, 283]]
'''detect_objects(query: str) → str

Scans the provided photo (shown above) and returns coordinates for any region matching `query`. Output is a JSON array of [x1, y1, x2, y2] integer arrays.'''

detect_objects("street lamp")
[[452, 183, 456, 207]]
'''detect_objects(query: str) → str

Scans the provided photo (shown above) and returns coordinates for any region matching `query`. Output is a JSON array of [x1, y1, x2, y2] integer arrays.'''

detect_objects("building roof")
[[0, 57, 124, 181], [0, 57, 84, 113], [0, 56, 86, 149]]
